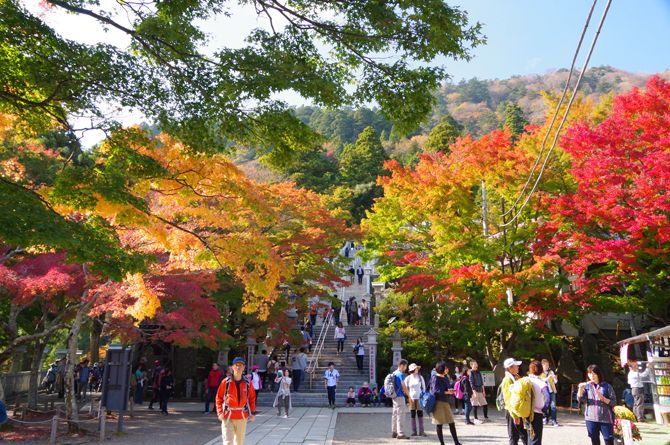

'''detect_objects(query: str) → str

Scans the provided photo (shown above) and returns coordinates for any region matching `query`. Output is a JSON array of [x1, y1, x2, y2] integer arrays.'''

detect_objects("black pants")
[[356, 355, 364, 370], [159, 390, 170, 413], [359, 394, 372, 406], [327, 385, 337, 405], [506, 411, 528, 445], [149, 387, 159, 408], [292, 369, 302, 391], [529, 413, 543, 445], [337, 339, 344, 352], [204, 387, 217, 412]]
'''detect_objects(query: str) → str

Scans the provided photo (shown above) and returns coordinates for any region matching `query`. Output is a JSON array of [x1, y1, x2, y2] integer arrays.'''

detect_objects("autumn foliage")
[[538, 76, 670, 319]]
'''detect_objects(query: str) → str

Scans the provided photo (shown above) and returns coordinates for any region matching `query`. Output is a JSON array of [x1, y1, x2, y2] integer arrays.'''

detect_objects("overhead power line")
[[501, 0, 600, 217], [499, 0, 613, 228]]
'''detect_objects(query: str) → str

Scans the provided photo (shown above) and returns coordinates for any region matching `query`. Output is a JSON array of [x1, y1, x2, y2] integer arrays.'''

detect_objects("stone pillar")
[[246, 332, 256, 369], [370, 293, 377, 327], [390, 329, 403, 368], [366, 328, 378, 385], [217, 345, 230, 367]]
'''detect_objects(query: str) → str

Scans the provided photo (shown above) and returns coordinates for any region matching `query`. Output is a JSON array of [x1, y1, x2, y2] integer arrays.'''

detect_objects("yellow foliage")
[[125, 273, 161, 322]]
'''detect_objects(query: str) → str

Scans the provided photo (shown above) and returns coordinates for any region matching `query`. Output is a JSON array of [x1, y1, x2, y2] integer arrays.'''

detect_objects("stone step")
[[255, 391, 376, 407]]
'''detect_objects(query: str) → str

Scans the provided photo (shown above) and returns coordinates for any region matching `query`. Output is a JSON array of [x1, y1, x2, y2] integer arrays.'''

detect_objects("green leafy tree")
[[503, 102, 528, 141], [339, 127, 388, 185], [423, 115, 463, 153], [1, 0, 483, 158]]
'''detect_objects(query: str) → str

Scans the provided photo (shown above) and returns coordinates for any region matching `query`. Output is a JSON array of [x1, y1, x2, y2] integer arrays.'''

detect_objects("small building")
[[617, 325, 670, 425]]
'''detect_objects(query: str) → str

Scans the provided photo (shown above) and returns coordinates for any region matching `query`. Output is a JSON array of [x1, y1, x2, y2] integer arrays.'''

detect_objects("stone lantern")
[[246, 331, 256, 369], [390, 328, 403, 368]]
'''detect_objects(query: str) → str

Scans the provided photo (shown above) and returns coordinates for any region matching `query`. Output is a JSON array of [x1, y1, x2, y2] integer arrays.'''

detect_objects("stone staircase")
[[256, 323, 375, 407]]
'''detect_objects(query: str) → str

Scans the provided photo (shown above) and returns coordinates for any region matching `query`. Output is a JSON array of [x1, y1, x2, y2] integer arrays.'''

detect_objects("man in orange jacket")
[[216, 356, 256, 445]]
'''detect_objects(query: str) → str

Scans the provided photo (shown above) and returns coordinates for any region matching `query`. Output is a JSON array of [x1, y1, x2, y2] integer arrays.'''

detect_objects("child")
[[372, 386, 381, 407], [346, 387, 356, 407]]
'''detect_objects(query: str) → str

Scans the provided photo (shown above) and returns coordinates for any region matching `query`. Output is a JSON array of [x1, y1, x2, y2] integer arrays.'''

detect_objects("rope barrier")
[[7, 416, 55, 424]]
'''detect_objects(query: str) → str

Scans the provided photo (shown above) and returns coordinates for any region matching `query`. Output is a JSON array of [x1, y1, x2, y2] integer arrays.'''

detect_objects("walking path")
[[202, 407, 337, 445], [16, 402, 666, 444]]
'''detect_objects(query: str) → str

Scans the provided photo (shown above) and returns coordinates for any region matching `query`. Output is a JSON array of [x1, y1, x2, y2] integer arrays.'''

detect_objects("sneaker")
[[420, 432, 428, 437], [465, 421, 475, 425], [392, 432, 398, 438], [283, 415, 288, 419], [396, 435, 410, 440], [543, 419, 549, 425], [411, 432, 418, 436], [552, 421, 560, 427]]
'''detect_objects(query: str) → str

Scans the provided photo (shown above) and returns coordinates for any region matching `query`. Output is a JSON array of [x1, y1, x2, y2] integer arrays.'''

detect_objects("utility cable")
[[500, 0, 612, 228], [502, 0, 600, 217]]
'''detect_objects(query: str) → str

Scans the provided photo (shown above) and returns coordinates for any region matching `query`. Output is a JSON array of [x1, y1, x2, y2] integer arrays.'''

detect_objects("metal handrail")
[[307, 309, 333, 388]]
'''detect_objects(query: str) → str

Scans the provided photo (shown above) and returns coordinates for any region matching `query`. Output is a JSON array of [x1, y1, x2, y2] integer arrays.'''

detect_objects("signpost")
[[100, 346, 132, 435]]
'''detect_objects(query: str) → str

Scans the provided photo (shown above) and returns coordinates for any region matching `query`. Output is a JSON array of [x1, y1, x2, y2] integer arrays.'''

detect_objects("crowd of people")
[[41, 357, 105, 401], [364, 357, 564, 445]]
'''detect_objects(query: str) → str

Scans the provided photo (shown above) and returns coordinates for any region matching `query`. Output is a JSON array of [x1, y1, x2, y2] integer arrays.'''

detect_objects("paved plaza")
[[84, 403, 669, 445]]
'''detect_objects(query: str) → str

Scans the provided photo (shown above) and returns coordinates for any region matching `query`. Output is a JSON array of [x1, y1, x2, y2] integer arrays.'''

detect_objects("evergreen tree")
[[277, 148, 341, 193], [503, 102, 528, 141], [424, 115, 463, 153], [339, 127, 389, 185]]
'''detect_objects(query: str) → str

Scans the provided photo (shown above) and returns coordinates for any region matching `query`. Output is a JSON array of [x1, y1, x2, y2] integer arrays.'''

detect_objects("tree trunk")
[[65, 305, 85, 432], [89, 314, 105, 364], [27, 339, 47, 410]]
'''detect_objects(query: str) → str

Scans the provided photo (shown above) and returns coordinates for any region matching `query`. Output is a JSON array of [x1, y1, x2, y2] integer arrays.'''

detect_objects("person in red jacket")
[[204, 362, 224, 414], [216, 356, 256, 445]]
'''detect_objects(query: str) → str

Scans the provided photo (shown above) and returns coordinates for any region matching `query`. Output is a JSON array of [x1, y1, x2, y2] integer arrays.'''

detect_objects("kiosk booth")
[[617, 326, 670, 425]]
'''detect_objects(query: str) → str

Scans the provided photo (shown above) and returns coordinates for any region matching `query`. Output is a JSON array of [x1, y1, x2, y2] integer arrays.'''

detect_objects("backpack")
[[383, 373, 397, 399], [454, 379, 464, 400], [496, 383, 506, 411], [220, 377, 252, 416], [496, 373, 515, 411], [508, 377, 534, 419]]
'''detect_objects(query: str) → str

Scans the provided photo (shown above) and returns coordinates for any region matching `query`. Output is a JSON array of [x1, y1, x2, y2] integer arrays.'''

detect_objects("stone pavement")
[[41, 402, 669, 444], [202, 407, 337, 445], [331, 408, 670, 445]]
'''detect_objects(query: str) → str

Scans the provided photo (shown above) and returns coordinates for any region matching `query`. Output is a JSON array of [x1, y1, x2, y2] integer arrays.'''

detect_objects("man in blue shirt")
[[391, 359, 409, 439], [324, 362, 340, 409]]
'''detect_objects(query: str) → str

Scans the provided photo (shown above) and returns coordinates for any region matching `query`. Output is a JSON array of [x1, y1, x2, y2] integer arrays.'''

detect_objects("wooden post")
[[49, 414, 58, 445], [99, 406, 106, 442]]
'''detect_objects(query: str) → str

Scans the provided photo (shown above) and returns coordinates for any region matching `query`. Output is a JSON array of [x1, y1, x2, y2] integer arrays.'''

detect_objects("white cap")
[[503, 358, 522, 369], [408, 363, 420, 372]]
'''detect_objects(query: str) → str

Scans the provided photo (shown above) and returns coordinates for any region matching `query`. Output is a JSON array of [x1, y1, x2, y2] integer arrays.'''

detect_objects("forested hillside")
[[238, 66, 670, 222]]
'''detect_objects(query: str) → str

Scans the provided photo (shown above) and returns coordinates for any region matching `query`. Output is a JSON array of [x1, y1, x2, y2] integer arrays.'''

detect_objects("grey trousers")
[[632, 387, 645, 421]]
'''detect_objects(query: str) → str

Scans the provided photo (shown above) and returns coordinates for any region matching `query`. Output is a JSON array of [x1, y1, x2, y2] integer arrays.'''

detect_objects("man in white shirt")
[[627, 359, 650, 422], [324, 362, 340, 409]]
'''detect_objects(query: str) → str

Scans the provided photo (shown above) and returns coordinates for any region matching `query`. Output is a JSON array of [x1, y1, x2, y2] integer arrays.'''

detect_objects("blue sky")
[[441, 0, 670, 81]]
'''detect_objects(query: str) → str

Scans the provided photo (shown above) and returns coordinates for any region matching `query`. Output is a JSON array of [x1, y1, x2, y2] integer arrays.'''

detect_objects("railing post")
[[49, 413, 58, 445], [99, 406, 106, 442]]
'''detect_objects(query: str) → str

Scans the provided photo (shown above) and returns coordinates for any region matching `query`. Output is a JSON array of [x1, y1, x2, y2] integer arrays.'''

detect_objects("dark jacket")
[[460, 376, 474, 398], [469, 370, 484, 391], [429, 374, 451, 403]]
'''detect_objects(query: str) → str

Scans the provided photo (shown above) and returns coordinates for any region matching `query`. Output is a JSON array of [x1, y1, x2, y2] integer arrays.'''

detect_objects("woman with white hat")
[[404, 363, 428, 436]]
